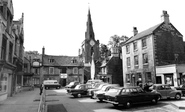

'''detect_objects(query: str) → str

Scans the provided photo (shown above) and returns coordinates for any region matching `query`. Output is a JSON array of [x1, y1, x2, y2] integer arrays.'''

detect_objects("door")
[[157, 85, 167, 99]]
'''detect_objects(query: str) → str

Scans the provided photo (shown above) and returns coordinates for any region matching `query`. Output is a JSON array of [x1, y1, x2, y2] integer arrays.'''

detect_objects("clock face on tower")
[[90, 40, 95, 46]]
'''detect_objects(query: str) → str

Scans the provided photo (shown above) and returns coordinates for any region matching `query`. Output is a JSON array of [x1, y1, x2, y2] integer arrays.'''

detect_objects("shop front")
[[156, 64, 185, 87]]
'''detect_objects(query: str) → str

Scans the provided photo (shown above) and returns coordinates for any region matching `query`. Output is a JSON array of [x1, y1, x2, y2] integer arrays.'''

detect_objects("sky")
[[13, 0, 185, 56]]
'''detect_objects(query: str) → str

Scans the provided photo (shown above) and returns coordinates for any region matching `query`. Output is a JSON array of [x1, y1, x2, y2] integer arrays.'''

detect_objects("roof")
[[43, 55, 82, 67], [125, 22, 163, 44]]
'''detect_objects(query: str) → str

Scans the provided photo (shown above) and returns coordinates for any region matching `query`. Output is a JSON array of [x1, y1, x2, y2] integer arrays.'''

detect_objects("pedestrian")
[[40, 83, 44, 95]]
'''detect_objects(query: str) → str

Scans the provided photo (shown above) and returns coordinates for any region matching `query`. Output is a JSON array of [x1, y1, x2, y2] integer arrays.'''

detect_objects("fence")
[[37, 88, 46, 112]]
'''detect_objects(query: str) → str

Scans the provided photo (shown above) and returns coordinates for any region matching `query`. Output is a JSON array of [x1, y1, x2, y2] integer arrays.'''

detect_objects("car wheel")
[[113, 104, 119, 107], [99, 98, 103, 102], [151, 98, 158, 104], [77, 94, 82, 98], [157, 95, 161, 101], [125, 101, 132, 109], [175, 93, 181, 100]]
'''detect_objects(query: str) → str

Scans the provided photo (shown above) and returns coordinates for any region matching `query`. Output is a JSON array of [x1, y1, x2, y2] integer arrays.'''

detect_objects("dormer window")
[[49, 59, 54, 63], [71, 58, 77, 63]]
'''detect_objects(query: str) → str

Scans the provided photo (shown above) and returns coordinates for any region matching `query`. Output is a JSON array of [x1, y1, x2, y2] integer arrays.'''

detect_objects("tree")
[[99, 44, 109, 60]]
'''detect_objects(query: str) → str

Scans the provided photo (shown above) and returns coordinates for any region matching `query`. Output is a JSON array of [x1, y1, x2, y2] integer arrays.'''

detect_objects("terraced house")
[[0, 0, 24, 101], [121, 11, 185, 87]]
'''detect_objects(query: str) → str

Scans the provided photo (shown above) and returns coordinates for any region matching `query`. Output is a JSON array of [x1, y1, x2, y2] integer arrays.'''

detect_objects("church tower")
[[82, 8, 100, 64]]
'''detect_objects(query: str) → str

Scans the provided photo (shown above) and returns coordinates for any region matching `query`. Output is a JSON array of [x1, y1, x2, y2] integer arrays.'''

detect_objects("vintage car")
[[65, 81, 80, 93], [150, 84, 182, 100], [69, 84, 92, 98], [88, 83, 109, 98], [94, 84, 120, 102], [175, 84, 185, 96], [104, 86, 159, 108]]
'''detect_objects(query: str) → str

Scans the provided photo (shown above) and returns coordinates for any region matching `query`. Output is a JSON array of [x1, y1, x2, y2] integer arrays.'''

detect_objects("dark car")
[[65, 81, 80, 93], [175, 84, 185, 96], [150, 84, 182, 100], [69, 84, 92, 98], [104, 86, 159, 108]]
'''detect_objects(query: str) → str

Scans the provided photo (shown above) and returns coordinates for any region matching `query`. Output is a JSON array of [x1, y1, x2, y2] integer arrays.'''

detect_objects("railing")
[[37, 88, 46, 112]]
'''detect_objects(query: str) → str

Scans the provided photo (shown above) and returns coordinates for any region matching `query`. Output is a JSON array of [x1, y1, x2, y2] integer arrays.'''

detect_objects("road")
[[45, 88, 184, 112]]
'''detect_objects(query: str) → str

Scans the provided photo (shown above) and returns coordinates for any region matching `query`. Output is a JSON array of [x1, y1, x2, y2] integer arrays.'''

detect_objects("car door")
[[130, 88, 142, 103], [157, 85, 167, 98], [137, 87, 150, 102], [164, 85, 172, 97]]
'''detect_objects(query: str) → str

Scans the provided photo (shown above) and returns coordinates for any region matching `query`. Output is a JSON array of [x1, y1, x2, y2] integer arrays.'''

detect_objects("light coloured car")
[[150, 84, 182, 100]]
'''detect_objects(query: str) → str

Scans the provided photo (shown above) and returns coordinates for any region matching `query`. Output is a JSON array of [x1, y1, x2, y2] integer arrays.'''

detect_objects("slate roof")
[[125, 22, 163, 44], [43, 55, 82, 67]]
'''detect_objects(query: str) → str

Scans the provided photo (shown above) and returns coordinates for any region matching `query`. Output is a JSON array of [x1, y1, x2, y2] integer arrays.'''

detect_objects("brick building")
[[121, 11, 185, 87]]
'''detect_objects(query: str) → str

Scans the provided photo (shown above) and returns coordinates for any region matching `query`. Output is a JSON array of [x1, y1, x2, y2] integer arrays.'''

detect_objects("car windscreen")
[[101, 85, 108, 91], [107, 88, 120, 94], [74, 85, 81, 89], [69, 82, 75, 85]]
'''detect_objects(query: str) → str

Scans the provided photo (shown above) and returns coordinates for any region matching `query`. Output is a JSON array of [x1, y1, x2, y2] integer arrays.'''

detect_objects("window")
[[49, 67, 54, 74], [73, 67, 78, 74], [126, 74, 130, 83], [134, 55, 139, 66], [60, 68, 67, 73], [126, 45, 130, 53], [142, 38, 147, 48], [8, 42, 13, 63], [146, 72, 152, 81], [127, 57, 131, 67], [1, 36, 7, 60], [143, 53, 148, 64], [49, 59, 54, 63], [133, 41, 137, 51], [0, 73, 8, 93]]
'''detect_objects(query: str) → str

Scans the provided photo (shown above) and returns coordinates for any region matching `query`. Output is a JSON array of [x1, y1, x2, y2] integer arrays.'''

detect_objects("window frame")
[[142, 38, 147, 48], [126, 44, 130, 54], [127, 57, 131, 67], [73, 67, 78, 74], [134, 55, 139, 66], [49, 67, 54, 74], [133, 41, 138, 51], [143, 53, 148, 64], [1, 35, 7, 60]]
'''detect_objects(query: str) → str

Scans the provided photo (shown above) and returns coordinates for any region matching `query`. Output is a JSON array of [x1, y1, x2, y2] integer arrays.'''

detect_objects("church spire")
[[85, 7, 94, 40]]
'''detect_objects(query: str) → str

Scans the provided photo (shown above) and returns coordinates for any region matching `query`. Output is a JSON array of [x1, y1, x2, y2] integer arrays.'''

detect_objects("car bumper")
[[104, 100, 119, 105]]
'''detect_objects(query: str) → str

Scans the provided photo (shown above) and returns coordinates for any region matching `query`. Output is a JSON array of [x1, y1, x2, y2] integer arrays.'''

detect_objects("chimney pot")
[[133, 27, 138, 36], [161, 10, 170, 24]]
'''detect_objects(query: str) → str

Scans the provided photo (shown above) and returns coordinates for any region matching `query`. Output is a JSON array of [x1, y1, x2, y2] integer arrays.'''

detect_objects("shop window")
[[0, 73, 8, 93], [156, 76, 162, 84], [164, 74, 174, 86], [126, 74, 130, 83]]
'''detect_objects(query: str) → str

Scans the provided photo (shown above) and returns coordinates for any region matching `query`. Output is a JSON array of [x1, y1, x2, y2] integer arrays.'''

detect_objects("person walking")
[[40, 83, 44, 95]]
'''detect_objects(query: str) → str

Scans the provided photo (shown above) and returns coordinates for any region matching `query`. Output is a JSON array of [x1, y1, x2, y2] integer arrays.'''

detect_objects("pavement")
[[0, 88, 185, 112], [0, 88, 41, 112]]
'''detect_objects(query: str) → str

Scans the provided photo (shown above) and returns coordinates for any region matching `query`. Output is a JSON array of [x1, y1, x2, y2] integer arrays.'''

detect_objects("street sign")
[[60, 74, 67, 78]]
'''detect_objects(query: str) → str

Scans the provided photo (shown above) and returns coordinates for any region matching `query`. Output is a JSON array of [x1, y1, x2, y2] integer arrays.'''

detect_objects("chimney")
[[133, 27, 138, 36], [42, 46, 45, 55], [161, 10, 170, 24]]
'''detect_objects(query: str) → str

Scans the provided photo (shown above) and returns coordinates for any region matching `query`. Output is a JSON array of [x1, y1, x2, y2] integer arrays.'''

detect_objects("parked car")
[[175, 84, 185, 96], [65, 81, 80, 93], [150, 84, 182, 100], [43, 80, 61, 89], [94, 84, 120, 102], [104, 86, 159, 108], [69, 84, 92, 98], [86, 79, 103, 85], [88, 83, 109, 98]]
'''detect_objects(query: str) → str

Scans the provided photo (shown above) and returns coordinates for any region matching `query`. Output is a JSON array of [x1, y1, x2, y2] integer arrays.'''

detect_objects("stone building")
[[41, 47, 84, 86], [121, 11, 185, 87], [0, 0, 24, 101]]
